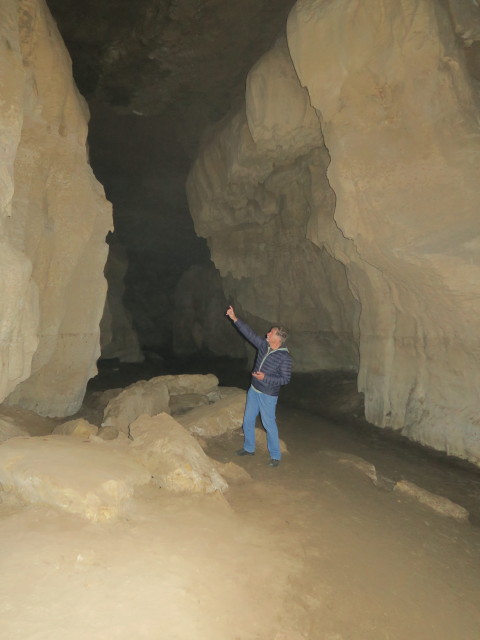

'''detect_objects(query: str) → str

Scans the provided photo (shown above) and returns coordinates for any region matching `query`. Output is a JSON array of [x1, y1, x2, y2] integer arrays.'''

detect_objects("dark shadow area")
[[88, 353, 250, 392]]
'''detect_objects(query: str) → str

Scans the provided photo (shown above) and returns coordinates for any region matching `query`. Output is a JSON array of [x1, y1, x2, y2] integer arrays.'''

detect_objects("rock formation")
[[173, 262, 247, 359], [101, 377, 171, 435], [0, 434, 151, 521], [44, 0, 295, 356], [2, 0, 480, 466], [177, 388, 247, 437], [187, 3, 480, 463], [187, 37, 360, 374], [100, 373, 242, 437], [287, 0, 480, 461], [129, 412, 228, 494], [1, 0, 112, 416], [100, 241, 144, 363]]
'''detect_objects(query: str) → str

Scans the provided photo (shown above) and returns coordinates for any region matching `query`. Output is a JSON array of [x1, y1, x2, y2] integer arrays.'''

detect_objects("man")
[[225, 305, 292, 467]]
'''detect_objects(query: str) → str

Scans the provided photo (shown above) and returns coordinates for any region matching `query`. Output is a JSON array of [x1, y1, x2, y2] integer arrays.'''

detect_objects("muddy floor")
[[1, 358, 480, 639]]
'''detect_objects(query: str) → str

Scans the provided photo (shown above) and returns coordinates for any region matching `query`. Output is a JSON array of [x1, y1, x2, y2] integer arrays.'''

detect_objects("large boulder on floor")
[[129, 413, 228, 493], [166, 373, 221, 415], [52, 418, 98, 438], [160, 373, 219, 397], [211, 460, 252, 485], [177, 388, 246, 437], [169, 393, 210, 416], [0, 435, 151, 521], [101, 378, 170, 434], [101, 374, 220, 435]]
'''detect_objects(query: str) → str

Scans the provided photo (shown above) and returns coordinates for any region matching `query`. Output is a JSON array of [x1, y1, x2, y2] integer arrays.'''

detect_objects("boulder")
[[159, 373, 219, 397], [52, 418, 98, 438], [0, 435, 150, 521], [96, 425, 122, 441], [178, 388, 246, 437], [101, 374, 222, 435], [211, 460, 252, 484], [129, 413, 228, 493], [101, 378, 170, 434], [169, 393, 210, 416]]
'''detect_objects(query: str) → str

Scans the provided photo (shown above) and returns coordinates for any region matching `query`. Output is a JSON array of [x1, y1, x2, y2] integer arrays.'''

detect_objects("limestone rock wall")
[[287, 0, 480, 461], [1, 0, 112, 416], [187, 3, 480, 463], [172, 263, 247, 359], [100, 242, 144, 363], [187, 37, 360, 373]]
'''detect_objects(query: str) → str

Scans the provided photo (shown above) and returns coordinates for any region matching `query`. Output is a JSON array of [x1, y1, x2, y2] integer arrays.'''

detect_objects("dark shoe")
[[236, 448, 255, 456], [268, 459, 280, 467]]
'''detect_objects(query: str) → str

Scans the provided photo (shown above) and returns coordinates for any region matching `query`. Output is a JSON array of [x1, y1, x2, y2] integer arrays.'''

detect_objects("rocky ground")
[[1, 358, 480, 639]]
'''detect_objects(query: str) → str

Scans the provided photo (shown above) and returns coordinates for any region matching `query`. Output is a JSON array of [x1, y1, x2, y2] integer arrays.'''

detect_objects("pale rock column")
[[288, 0, 480, 461], [2, 0, 112, 416], [0, 2, 40, 400]]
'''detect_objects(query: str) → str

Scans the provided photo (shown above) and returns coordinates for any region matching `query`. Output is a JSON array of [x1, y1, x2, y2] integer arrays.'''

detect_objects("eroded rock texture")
[[100, 242, 144, 363], [187, 36, 360, 372], [187, 3, 480, 463], [129, 413, 228, 494], [0, 435, 151, 521], [45, 0, 295, 354], [1, 0, 112, 416], [173, 263, 246, 358]]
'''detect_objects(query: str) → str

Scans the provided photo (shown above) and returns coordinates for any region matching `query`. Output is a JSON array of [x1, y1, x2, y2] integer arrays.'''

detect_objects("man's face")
[[266, 327, 282, 349]]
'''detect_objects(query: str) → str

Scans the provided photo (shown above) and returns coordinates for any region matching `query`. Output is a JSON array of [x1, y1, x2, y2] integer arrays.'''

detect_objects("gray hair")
[[274, 326, 289, 343]]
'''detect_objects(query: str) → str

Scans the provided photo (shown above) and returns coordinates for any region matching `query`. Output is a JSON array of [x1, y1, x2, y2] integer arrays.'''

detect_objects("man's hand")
[[252, 371, 265, 381], [225, 305, 237, 322]]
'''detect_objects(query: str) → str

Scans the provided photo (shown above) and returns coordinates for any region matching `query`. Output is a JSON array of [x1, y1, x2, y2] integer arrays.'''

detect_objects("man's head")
[[266, 326, 288, 349]]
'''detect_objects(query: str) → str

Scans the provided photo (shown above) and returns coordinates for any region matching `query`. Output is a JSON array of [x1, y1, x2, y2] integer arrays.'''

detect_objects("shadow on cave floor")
[[88, 355, 480, 527]]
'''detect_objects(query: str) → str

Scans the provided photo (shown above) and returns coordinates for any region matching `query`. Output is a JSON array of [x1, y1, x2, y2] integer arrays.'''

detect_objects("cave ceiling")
[[45, 0, 295, 350]]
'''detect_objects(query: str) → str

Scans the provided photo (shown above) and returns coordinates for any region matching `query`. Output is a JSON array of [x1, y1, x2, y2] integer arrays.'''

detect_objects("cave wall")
[[187, 37, 360, 374], [187, 1, 480, 463], [173, 262, 247, 359], [1, 0, 112, 416], [100, 242, 144, 363]]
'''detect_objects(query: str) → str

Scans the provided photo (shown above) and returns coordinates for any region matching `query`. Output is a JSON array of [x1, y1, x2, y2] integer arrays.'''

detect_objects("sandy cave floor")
[[1, 363, 480, 639]]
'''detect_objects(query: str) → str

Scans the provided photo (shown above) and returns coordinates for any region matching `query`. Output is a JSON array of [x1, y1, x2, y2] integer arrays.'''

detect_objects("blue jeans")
[[242, 386, 281, 460]]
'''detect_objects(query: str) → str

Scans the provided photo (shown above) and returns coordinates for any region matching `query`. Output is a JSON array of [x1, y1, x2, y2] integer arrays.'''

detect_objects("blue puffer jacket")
[[234, 318, 292, 397]]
